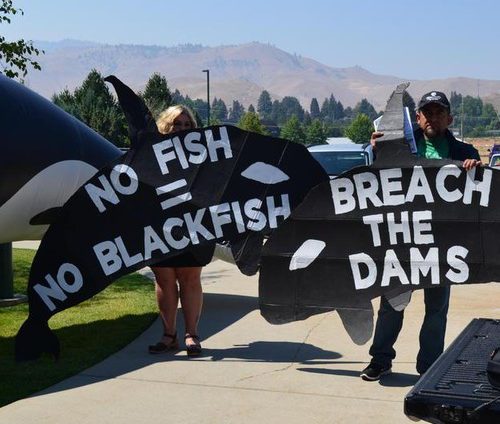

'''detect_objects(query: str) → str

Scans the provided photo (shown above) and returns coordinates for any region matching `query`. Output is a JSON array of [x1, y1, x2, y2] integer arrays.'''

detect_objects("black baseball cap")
[[417, 91, 450, 111]]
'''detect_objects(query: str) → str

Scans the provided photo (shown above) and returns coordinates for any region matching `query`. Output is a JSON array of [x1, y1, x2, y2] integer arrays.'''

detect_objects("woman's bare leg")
[[177, 266, 203, 345], [151, 266, 179, 339]]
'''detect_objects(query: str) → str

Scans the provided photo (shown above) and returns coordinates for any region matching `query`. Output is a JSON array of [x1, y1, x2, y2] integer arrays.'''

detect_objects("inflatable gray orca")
[[0, 74, 122, 243]]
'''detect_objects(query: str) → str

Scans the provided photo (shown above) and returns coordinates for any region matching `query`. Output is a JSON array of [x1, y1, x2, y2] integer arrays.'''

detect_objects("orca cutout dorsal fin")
[[104, 75, 160, 148], [372, 81, 415, 166]]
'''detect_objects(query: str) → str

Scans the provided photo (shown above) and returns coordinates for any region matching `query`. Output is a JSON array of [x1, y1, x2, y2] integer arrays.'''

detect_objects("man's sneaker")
[[360, 363, 391, 381]]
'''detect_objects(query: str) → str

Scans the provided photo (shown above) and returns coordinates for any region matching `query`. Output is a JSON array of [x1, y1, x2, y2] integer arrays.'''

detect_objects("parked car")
[[489, 153, 500, 167], [308, 143, 373, 178], [488, 144, 500, 161]]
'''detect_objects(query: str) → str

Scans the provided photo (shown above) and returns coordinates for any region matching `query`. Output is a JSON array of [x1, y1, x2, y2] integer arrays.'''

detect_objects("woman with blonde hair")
[[148, 104, 213, 356]]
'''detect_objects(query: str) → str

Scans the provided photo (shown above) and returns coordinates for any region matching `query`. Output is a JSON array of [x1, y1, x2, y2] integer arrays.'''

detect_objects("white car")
[[308, 143, 373, 178], [489, 153, 500, 168]]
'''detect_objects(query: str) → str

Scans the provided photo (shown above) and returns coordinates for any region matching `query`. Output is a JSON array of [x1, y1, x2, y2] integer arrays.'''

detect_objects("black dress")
[[152, 243, 215, 268]]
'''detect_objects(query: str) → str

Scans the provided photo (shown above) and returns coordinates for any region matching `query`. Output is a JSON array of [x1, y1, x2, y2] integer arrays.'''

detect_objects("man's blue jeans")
[[368, 286, 450, 374]]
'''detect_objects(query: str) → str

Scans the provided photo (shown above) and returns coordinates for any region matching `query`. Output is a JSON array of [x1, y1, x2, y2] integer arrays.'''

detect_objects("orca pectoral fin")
[[337, 302, 374, 345], [385, 289, 412, 312]]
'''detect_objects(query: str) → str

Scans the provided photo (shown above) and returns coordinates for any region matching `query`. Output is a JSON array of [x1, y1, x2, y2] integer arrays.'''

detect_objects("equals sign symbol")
[[155, 179, 192, 210]]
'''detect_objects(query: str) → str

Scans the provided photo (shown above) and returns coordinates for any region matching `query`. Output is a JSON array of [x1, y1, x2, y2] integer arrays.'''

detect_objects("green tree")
[[344, 113, 374, 143], [320, 94, 344, 122], [482, 103, 500, 130], [0, 0, 43, 79], [353, 98, 378, 121], [248, 104, 256, 113], [310, 98, 320, 119], [228, 100, 245, 121], [280, 115, 305, 144], [303, 111, 312, 126], [211, 97, 228, 121], [257, 90, 273, 120], [142, 72, 172, 118], [305, 119, 326, 145], [450, 91, 462, 115], [280, 96, 304, 122], [271, 99, 282, 123], [334, 99, 345, 120], [53, 69, 128, 147], [237, 111, 268, 135]]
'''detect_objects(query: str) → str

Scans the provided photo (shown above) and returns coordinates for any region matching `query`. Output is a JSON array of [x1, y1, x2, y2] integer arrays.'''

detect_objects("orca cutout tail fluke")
[[104, 75, 159, 148], [15, 316, 60, 361], [372, 81, 414, 165]]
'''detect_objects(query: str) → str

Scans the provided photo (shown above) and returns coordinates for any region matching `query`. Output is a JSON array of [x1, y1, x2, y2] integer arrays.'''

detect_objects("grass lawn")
[[0, 248, 158, 407]]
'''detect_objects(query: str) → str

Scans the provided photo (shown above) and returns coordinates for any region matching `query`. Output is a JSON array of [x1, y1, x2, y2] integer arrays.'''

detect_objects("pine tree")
[[353, 98, 378, 121], [228, 100, 245, 122], [280, 115, 305, 144], [238, 111, 268, 135], [142, 72, 172, 118], [305, 119, 326, 145], [211, 97, 228, 121], [344, 113, 374, 143], [257, 90, 273, 120], [310, 98, 320, 119], [53, 69, 128, 147], [280, 96, 304, 122]]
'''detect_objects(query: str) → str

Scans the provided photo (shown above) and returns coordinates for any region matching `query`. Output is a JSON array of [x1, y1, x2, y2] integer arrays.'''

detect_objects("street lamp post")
[[202, 69, 210, 126]]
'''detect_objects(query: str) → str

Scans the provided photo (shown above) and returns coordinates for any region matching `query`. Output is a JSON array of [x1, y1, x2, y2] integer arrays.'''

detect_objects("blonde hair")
[[156, 105, 197, 134]]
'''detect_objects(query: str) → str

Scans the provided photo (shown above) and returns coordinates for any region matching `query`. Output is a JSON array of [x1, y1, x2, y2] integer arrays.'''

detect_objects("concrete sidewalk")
[[1, 258, 499, 423]]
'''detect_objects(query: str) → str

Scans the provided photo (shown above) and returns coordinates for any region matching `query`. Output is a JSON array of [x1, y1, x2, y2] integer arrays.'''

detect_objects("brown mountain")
[[24, 40, 500, 112]]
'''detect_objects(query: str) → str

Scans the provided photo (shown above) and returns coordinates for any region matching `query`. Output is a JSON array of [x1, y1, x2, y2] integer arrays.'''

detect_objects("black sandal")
[[185, 333, 202, 357], [148, 332, 179, 354]]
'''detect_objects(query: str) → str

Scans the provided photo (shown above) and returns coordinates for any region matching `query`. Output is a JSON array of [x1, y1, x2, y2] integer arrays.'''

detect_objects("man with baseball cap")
[[361, 91, 481, 381]]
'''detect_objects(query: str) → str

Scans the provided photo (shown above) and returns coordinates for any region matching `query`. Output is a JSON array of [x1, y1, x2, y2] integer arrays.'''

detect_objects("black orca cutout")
[[258, 82, 498, 344], [15, 77, 328, 360]]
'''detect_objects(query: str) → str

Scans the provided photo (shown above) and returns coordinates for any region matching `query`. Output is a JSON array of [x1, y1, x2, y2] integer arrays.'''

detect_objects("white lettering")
[[353, 172, 382, 209], [380, 168, 405, 206], [436, 165, 462, 203], [205, 127, 233, 162], [381, 249, 410, 287], [463, 167, 492, 207], [143, 225, 169, 260], [410, 247, 439, 285], [406, 166, 434, 203], [363, 214, 384, 247], [93, 240, 123, 276], [349, 253, 377, 290], [330, 177, 356, 214], [85, 174, 120, 213], [446, 245, 469, 283], [153, 139, 176, 174], [413, 210, 434, 244], [387, 211, 411, 245], [266, 194, 291, 228], [109, 164, 138, 196]]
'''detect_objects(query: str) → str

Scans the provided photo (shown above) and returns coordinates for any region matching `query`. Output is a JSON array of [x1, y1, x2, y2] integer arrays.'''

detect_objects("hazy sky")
[[3, 0, 499, 80]]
